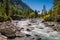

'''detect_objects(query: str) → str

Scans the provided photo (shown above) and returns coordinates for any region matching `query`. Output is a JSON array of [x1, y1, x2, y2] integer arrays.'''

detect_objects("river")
[[10, 19, 60, 40]]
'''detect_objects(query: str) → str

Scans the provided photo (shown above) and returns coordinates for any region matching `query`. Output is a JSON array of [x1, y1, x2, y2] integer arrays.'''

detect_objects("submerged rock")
[[28, 24, 31, 26], [25, 34, 31, 37], [26, 29, 31, 31]]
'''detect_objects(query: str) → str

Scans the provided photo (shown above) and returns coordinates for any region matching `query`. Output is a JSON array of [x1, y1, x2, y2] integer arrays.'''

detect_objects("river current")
[[10, 19, 60, 40]]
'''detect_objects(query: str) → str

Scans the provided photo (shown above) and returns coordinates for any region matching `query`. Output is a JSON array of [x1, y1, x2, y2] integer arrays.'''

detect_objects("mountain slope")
[[0, 0, 33, 12], [0, 0, 33, 21], [10, 0, 32, 11]]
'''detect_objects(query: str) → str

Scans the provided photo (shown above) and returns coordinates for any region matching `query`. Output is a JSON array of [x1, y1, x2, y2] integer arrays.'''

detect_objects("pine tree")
[[53, 0, 60, 22], [34, 10, 38, 18], [3, 0, 10, 16], [41, 5, 47, 15]]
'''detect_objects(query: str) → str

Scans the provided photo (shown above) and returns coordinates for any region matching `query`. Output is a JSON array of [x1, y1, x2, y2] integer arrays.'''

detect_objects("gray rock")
[[0, 21, 19, 38], [0, 33, 7, 40]]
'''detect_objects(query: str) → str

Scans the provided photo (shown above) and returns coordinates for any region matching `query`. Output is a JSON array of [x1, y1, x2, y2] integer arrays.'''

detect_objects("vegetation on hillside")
[[0, 0, 39, 22], [40, 0, 60, 22], [0, 0, 60, 22]]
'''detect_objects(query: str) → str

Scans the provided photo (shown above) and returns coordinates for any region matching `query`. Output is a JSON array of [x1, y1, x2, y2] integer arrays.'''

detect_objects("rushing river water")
[[10, 19, 60, 40]]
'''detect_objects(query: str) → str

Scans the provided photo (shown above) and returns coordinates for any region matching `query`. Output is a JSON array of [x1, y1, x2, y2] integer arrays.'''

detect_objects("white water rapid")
[[11, 19, 60, 40]]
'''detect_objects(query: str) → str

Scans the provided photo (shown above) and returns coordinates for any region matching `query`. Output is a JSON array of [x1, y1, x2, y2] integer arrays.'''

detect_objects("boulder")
[[53, 26, 60, 31], [37, 38, 41, 40], [15, 31, 21, 37], [0, 21, 17, 38], [0, 33, 7, 40], [30, 19, 37, 23]]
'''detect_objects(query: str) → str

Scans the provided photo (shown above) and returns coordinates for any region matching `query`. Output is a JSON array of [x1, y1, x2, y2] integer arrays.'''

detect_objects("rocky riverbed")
[[0, 19, 60, 40]]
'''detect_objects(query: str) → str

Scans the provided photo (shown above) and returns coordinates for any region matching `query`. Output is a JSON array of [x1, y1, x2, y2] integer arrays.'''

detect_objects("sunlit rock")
[[0, 33, 7, 40]]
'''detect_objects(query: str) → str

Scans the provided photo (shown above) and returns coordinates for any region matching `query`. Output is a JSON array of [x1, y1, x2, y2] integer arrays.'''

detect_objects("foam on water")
[[13, 19, 60, 40]]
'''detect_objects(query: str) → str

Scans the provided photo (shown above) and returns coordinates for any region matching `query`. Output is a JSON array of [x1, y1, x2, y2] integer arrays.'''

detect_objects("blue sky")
[[22, 0, 53, 12]]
